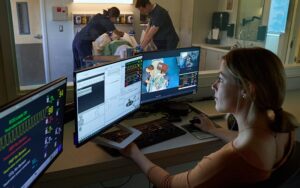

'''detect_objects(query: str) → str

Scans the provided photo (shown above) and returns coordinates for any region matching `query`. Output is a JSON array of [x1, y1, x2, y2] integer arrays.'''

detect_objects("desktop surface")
[[33, 97, 236, 187], [33, 89, 300, 187]]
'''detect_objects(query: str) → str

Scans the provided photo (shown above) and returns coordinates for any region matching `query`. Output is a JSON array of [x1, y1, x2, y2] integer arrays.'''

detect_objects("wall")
[[192, 0, 221, 45], [43, 0, 73, 82], [179, 0, 193, 47], [287, 0, 300, 64]]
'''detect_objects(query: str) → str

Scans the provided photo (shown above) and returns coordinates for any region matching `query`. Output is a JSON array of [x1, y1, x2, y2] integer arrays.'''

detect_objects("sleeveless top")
[[148, 132, 295, 188]]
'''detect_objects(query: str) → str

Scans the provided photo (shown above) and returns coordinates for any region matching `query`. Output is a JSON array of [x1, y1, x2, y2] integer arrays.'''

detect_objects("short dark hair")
[[103, 7, 120, 18], [135, 0, 151, 8]]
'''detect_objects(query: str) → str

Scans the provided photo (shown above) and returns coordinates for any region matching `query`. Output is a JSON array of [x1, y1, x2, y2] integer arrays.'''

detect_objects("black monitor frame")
[[73, 55, 143, 147], [0, 77, 67, 188], [140, 47, 200, 105]]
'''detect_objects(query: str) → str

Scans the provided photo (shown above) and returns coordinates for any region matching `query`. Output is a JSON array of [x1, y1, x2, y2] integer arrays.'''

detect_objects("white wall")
[[44, 0, 74, 81]]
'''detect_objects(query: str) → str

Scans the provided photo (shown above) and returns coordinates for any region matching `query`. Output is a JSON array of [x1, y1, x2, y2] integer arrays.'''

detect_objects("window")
[[16, 2, 30, 35], [267, 0, 290, 33]]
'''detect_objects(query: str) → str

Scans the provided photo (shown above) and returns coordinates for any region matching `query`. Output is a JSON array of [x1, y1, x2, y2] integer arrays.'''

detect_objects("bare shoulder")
[[235, 131, 291, 170]]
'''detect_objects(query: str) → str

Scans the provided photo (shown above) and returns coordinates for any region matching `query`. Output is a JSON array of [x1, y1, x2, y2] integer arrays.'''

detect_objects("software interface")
[[0, 78, 66, 188], [141, 47, 200, 104], [75, 56, 143, 144]]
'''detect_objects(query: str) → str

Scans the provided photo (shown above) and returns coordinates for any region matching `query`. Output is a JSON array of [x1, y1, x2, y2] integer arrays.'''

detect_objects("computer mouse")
[[189, 117, 201, 124]]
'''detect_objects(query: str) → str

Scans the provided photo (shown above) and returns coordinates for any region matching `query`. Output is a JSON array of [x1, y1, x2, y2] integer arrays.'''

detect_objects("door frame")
[[40, 0, 50, 82], [0, 0, 19, 104]]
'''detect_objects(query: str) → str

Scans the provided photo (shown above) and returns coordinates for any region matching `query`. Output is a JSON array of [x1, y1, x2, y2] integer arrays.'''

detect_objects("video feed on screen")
[[141, 47, 200, 104]]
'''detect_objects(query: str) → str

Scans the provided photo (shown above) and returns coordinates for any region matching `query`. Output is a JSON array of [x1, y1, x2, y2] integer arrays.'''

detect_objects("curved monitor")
[[74, 55, 143, 146], [141, 47, 200, 104], [0, 77, 67, 188]]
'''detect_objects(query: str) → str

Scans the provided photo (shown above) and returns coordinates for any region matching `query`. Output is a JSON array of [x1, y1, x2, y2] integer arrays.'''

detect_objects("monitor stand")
[[93, 124, 142, 150], [162, 101, 190, 115]]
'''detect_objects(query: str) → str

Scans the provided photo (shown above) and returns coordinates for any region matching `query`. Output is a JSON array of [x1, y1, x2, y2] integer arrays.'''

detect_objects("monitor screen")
[[141, 47, 200, 104], [74, 55, 143, 146], [0, 77, 67, 188]]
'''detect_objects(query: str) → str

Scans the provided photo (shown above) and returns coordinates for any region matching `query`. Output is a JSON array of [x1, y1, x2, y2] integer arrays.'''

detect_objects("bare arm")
[[141, 26, 159, 49], [194, 114, 238, 143], [120, 143, 171, 186], [145, 24, 150, 33]]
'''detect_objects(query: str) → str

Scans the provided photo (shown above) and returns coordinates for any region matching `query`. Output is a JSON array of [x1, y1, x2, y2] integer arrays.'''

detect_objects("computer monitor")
[[0, 77, 67, 188], [141, 47, 200, 104], [74, 55, 143, 148]]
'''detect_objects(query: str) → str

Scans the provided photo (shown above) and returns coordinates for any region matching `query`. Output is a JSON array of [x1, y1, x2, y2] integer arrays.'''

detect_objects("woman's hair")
[[103, 7, 120, 18], [223, 47, 298, 132]]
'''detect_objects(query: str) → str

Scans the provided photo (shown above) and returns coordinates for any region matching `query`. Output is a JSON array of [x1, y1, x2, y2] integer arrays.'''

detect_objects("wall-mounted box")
[[227, 24, 235, 37], [212, 12, 229, 31], [257, 25, 267, 41], [52, 7, 68, 21]]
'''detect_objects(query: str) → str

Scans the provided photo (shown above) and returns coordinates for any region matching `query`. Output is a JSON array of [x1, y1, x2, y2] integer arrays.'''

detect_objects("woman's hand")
[[193, 114, 217, 133], [119, 142, 140, 159]]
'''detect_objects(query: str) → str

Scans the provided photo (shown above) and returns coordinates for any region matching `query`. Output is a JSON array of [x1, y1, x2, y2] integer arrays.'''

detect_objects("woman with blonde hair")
[[121, 48, 298, 187]]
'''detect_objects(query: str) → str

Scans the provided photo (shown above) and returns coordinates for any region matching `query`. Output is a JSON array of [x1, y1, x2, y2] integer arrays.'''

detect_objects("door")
[[10, 0, 48, 87]]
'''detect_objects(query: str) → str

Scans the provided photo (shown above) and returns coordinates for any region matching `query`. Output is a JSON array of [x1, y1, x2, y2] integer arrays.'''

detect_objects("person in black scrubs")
[[72, 7, 123, 69], [135, 0, 179, 50]]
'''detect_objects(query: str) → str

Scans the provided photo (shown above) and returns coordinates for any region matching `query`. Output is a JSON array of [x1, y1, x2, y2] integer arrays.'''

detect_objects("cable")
[[99, 176, 133, 188]]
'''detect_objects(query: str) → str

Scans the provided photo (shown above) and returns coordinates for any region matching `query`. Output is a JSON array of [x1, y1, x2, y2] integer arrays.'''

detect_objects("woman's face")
[[212, 60, 241, 113]]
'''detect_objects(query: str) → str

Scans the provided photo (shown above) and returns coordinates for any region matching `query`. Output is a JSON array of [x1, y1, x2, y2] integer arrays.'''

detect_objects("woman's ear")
[[244, 82, 256, 100], [241, 82, 256, 100]]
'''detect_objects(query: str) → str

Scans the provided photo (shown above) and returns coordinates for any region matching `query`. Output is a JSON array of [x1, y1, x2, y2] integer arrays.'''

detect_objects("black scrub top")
[[148, 4, 179, 49], [76, 13, 115, 43]]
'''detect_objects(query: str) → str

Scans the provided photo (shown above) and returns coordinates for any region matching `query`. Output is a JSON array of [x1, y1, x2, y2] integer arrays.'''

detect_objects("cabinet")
[[200, 48, 227, 71]]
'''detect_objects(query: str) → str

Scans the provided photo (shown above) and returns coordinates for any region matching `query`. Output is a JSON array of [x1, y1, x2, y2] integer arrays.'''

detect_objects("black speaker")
[[257, 25, 267, 41], [212, 12, 229, 31], [227, 23, 235, 37]]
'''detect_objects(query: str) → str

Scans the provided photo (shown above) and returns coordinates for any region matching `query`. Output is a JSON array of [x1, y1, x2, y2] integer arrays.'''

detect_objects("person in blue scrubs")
[[72, 7, 123, 70], [135, 0, 179, 50]]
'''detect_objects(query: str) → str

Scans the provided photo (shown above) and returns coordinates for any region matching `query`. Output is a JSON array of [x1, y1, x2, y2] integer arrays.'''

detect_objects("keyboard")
[[99, 118, 186, 156]]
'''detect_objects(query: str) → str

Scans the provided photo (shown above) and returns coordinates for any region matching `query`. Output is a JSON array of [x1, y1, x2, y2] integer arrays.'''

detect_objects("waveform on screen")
[[0, 107, 48, 152]]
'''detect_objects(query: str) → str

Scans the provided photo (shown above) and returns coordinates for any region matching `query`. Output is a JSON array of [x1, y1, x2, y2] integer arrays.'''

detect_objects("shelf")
[[73, 13, 134, 26]]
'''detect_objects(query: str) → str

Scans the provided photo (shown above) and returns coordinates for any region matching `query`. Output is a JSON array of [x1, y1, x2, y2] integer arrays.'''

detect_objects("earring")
[[242, 93, 246, 98]]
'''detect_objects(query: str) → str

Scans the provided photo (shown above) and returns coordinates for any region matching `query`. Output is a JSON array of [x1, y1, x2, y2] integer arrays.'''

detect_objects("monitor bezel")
[[73, 55, 143, 147], [0, 77, 67, 187], [140, 46, 200, 105]]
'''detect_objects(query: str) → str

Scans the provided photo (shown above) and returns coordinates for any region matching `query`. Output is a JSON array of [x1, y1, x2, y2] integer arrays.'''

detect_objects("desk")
[[35, 90, 300, 187], [35, 108, 225, 187]]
